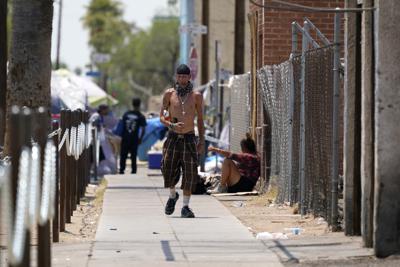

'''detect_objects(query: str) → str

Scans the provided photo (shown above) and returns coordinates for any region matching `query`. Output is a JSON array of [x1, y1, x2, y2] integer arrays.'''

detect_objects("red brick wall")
[[250, 0, 344, 65]]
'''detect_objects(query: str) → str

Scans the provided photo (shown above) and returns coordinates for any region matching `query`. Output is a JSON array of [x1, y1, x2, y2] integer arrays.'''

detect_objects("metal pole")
[[179, 0, 194, 64], [291, 22, 298, 55], [55, 0, 63, 69], [299, 21, 309, 216], [215, 40, 220, 172], [288, 22, 297, 203], [331, 11, 341, 230]]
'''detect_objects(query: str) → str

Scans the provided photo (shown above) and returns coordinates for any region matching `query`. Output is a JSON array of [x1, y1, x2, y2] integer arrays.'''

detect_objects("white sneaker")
[[207, 184, 228, 194]]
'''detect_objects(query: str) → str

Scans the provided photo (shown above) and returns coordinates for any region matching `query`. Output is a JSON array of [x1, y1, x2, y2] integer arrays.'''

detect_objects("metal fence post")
[[288, 22, 298, 204], [331, 11, 341, 230], [299, 21, 310, 216]]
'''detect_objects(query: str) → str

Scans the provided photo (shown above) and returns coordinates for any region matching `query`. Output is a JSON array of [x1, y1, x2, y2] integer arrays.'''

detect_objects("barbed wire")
[[249, 0, 375, 13]]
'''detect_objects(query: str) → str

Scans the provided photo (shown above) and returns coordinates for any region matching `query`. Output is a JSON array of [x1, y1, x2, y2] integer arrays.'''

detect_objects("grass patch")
[[94, 178, 108, 206]]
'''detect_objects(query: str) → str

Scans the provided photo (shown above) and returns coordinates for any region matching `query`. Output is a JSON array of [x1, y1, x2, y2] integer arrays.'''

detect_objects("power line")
[[249, 0, 375, 13]]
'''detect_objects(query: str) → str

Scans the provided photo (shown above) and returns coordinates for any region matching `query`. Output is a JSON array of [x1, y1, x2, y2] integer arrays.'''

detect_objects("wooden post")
[[52, 120, 60, 242], [70, 110, 77, 213], [360, 0, 374, 248], [343, 0, 362, 236], [65, 110, 72, 223], [248, 12, 258, 139], [201, 0, 209, 85], [8, 106, 31, 267], [92, 127, 98, 181], [36, 107, 51, 267], [59, 109, 67, 230], [8, 107, 32, 267], [234, 0, 245, 75]]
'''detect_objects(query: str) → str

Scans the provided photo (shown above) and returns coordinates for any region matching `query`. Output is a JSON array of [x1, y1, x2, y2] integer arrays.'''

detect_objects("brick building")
[[250, 0, 344, 66], [247, 0, 344, 190]]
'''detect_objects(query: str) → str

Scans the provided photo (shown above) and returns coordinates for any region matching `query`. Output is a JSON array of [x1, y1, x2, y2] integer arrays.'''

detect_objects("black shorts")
[[227, 177, 255, 193]]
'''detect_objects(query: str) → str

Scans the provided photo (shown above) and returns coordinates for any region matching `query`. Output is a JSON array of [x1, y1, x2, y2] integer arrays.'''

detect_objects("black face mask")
[[175, 81, 193, 97]]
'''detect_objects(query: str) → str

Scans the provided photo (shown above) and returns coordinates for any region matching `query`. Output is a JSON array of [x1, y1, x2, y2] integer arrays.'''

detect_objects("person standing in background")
[[119, 98, 147, 174]]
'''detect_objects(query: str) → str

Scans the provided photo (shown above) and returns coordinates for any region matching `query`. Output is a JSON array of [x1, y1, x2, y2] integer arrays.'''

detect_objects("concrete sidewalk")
[[52, 167, 387, 267], [86, 168, 282, 267]]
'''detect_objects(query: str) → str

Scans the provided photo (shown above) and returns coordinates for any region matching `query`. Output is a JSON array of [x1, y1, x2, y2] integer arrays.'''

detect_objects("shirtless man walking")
[[160, 64, 205, 218]]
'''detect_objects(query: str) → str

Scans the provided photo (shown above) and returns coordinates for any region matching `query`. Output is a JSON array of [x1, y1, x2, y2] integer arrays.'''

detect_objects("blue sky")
[[51, 0, 169, 71]]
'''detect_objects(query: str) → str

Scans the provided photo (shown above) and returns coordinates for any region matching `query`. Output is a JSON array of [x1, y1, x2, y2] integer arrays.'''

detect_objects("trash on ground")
[[256, 232, 288, 240], [284, 227, 304, 235], [232, 201, 246, 208]]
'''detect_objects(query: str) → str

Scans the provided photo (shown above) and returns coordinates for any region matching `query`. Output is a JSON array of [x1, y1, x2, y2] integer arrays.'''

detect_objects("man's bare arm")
[[160, 89, 173, 127]]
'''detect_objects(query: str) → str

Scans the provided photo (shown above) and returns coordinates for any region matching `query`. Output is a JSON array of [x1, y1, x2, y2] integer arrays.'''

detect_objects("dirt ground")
[[58, 179, 107, 243], [218, 192, 330, 239]]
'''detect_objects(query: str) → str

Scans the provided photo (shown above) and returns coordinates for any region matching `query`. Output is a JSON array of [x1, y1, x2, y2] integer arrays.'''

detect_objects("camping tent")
[[51, 69, 118, 112], [51, 69, 87, 111], [69, 74, 118, 107], [137, 117, 168, 161]]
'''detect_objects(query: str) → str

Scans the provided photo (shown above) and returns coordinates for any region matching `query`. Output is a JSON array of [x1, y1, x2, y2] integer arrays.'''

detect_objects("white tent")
[[51, 69, 87, 111], [69, 74, 118, 106], [51, 69, 118, 112]]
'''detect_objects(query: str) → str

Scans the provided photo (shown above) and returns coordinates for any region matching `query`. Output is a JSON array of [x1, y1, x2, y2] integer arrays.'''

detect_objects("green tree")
[[82, 0, 132, 93], [82, 1, 179, 109], [82, 0, 131, 53], [109, 17, 180, 107]]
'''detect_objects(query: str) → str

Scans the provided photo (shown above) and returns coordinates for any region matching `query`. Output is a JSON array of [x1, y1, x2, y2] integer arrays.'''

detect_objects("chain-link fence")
[[258, 45, 335, 219], [229, 73, 251, 153], [258, 61, 292, 203]]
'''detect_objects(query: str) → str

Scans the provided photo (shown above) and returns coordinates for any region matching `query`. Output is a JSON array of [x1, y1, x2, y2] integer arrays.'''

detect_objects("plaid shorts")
[[161, 131, 199, 192]]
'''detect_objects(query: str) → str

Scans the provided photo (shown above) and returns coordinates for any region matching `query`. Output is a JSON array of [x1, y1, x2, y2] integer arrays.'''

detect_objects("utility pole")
[[215, 40, 220, 138], [234, 0, 245, 74], [0, 0, 7, 147], [179, 0, 194, 64], [55, 0, 63, 69], [201, 0, 209, 84]]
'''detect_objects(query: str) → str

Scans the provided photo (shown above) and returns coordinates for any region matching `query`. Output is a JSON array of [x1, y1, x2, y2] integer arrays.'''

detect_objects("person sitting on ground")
[[208, 133, 260, 194]]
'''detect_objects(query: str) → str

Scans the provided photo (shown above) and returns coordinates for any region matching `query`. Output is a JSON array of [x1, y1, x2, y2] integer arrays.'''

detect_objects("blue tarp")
[[138, 117, 168, 161]]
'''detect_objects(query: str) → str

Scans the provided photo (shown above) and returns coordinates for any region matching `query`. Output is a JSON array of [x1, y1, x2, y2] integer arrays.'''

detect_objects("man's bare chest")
[[169, 93, 196, 109]]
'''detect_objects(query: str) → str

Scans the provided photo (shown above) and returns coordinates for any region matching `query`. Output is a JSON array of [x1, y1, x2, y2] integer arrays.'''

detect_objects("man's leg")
[[130, 142, 138, 174], [181, 188, 195, 218], [180, 138, 198, 218], [162, 138, 182, 215], [221, 158, 241, 187], [119, 142, 129, 174]]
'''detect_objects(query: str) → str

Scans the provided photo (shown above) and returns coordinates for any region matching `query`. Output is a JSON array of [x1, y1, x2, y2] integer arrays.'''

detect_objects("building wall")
[[250, 0, 344, 65]]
